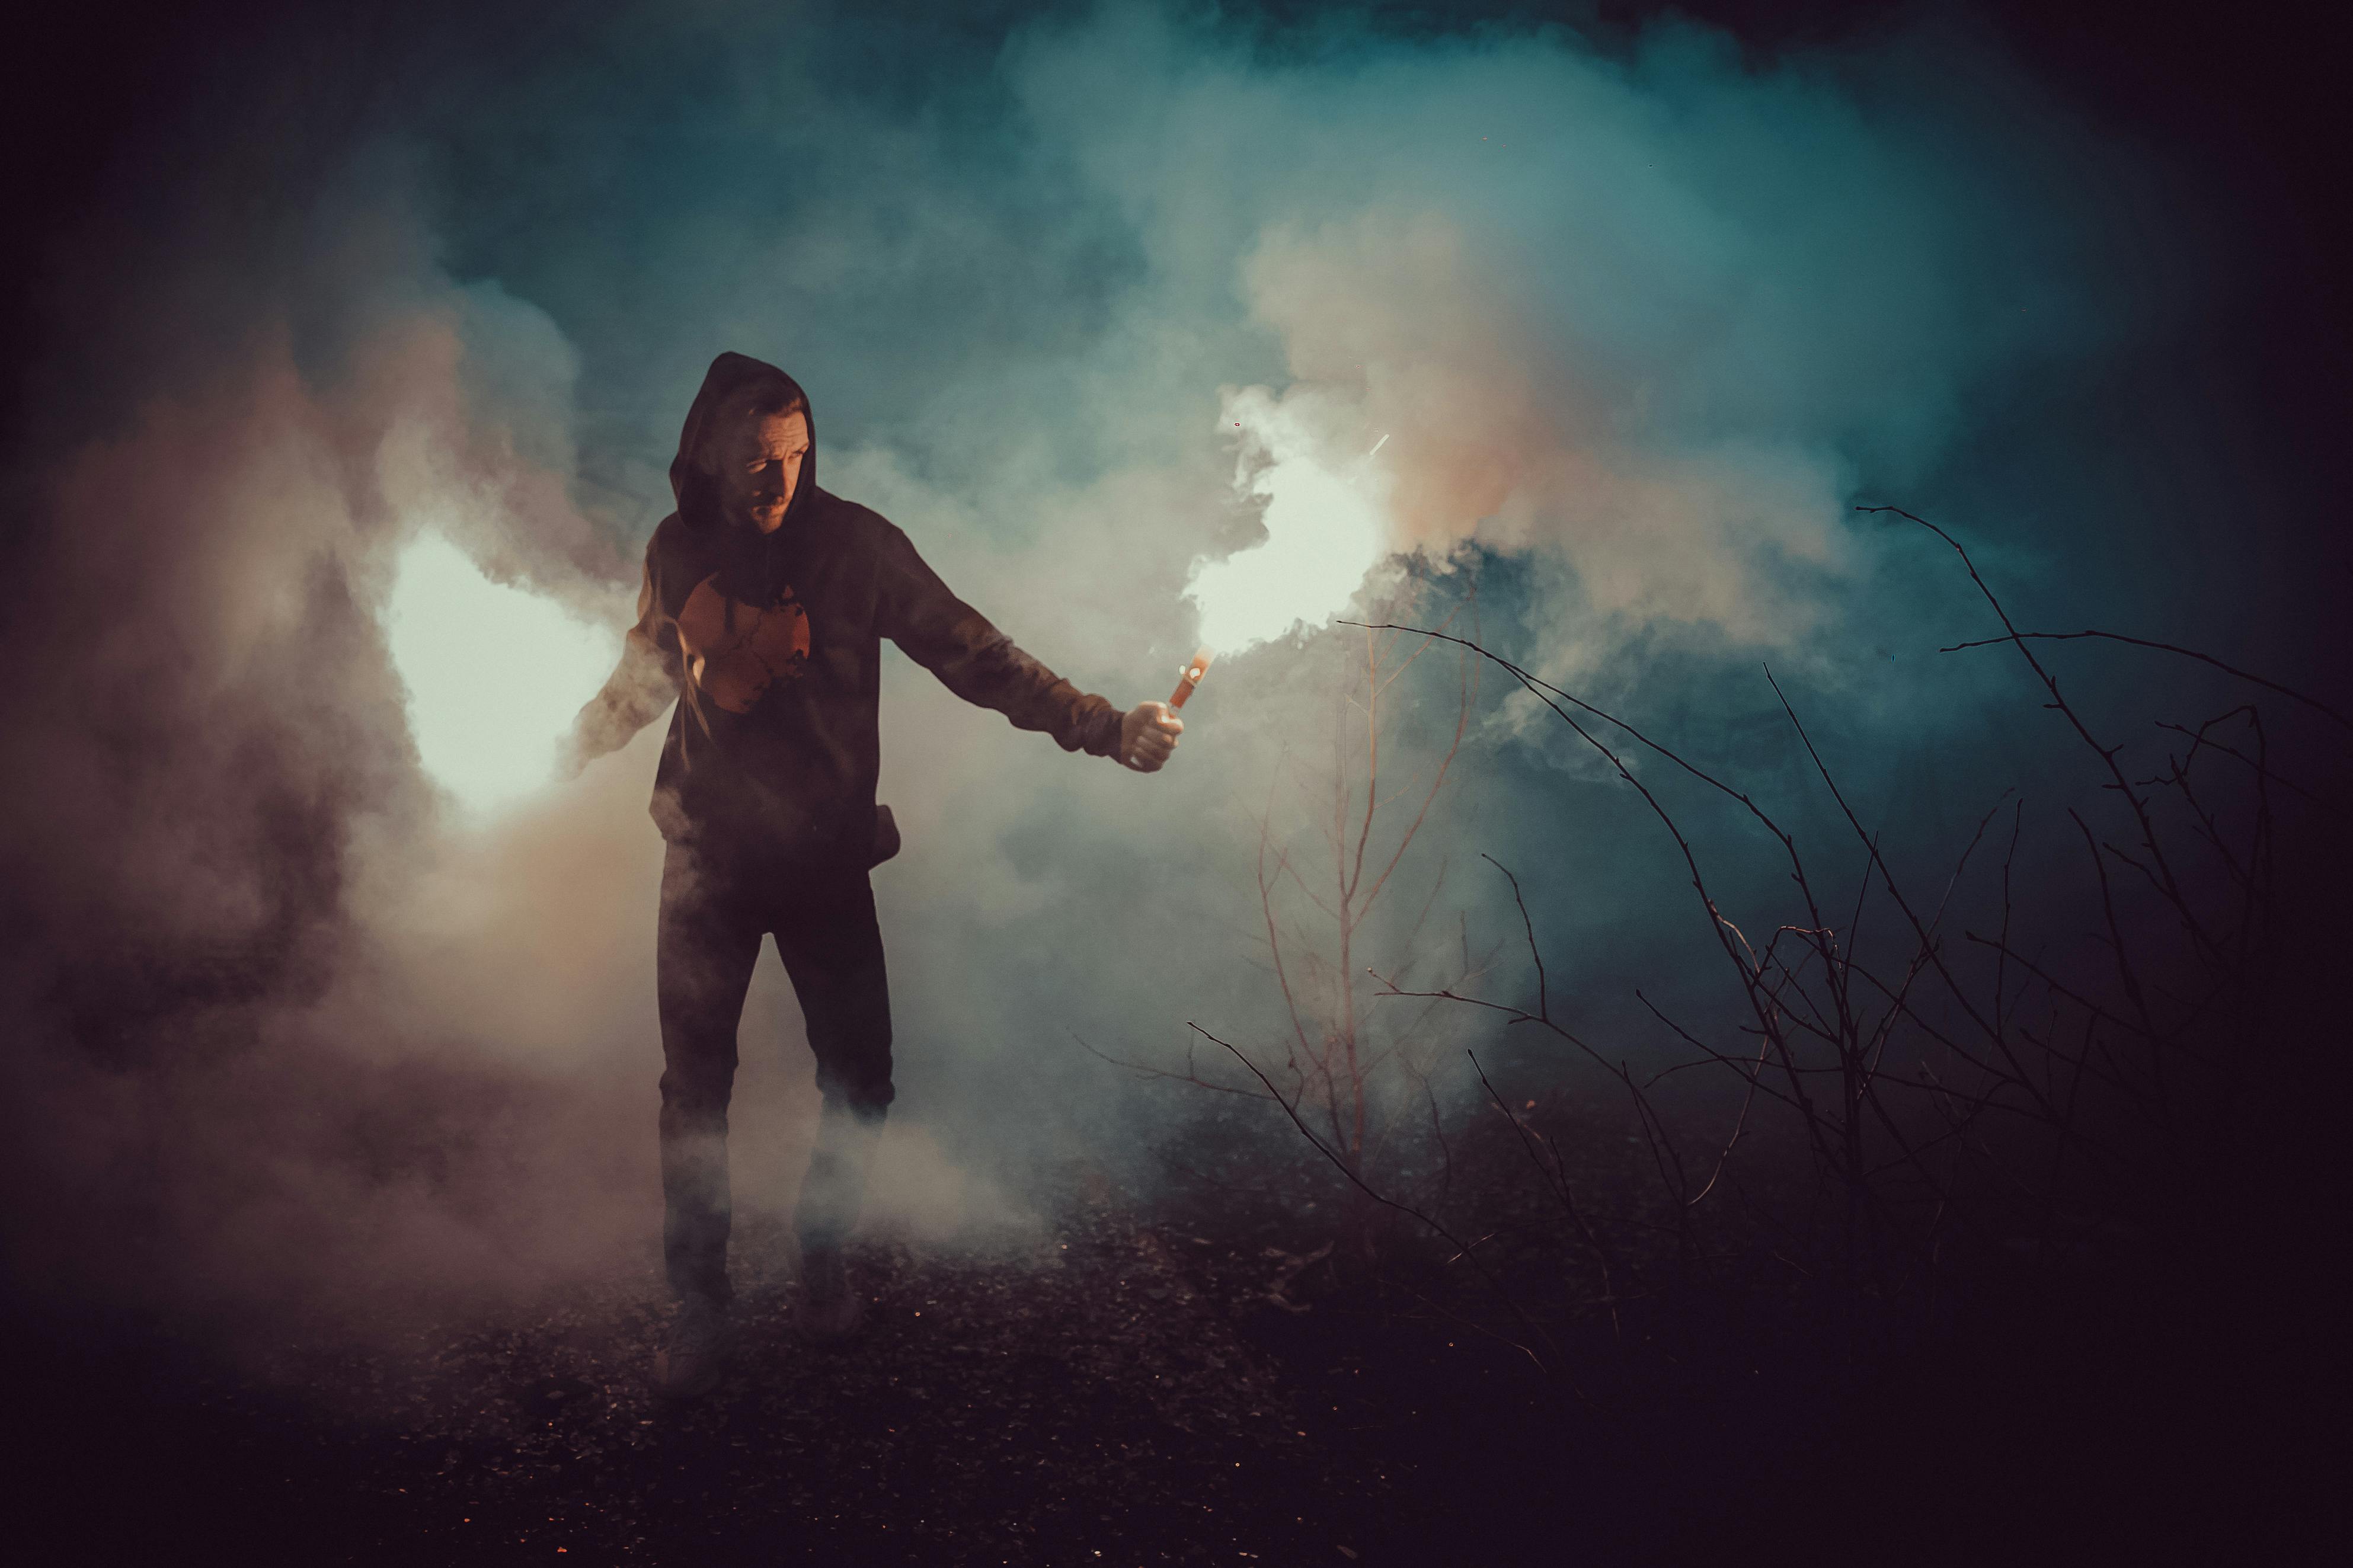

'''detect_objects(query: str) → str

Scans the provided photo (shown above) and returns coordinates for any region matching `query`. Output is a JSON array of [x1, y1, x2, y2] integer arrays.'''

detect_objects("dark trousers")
[[657, 838, 894, 1306]]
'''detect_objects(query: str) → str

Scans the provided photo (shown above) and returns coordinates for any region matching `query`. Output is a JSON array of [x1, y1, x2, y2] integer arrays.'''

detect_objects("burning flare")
[[1168, 647, 1214, 709], [1184, 388, 1393, 654], [386, 530, 616, 817]]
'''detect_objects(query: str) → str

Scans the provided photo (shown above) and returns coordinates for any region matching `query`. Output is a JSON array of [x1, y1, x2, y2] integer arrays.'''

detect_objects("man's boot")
[[797, 1242, 864, 1341], [654, 1295, 733, 1400], [792, 1100, 882, 1341]]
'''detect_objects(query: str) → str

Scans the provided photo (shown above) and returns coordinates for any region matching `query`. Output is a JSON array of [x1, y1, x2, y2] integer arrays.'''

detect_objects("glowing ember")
[[385, 531, 616, 816], [1185, 390, 1392, 653]]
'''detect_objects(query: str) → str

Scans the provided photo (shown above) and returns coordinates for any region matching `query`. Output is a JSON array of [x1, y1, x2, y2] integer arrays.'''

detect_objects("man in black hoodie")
[[562, 353, 1181, 1398]]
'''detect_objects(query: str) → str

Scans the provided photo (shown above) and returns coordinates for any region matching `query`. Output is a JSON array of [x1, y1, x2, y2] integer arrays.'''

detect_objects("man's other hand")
[[1120, 701, 1182, 772]]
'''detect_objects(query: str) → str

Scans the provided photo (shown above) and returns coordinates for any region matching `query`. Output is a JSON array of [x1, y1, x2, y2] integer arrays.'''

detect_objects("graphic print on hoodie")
[[676, 574, 811, 715], [573, 351, 1126, 862]]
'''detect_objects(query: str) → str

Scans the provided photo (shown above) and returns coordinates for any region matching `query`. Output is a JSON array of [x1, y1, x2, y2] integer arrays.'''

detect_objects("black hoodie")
[[573, 351, 1125, 859]]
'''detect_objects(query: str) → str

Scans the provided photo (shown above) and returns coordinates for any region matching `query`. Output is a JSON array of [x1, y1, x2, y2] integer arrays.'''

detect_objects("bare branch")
[[1933, 627, 2352, 734]]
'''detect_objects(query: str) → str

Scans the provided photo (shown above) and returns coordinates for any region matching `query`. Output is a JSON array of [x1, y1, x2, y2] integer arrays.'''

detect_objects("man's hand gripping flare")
[[1118, 702, 1182, 772]]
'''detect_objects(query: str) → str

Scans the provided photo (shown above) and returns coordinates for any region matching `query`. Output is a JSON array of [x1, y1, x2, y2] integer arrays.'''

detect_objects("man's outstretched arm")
[[558, 559, 683, 778], [874, 523, 1181, 772]]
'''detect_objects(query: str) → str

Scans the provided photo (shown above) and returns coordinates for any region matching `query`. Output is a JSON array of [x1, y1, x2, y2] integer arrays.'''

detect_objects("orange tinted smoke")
[[1167, 647, 1215, 710]]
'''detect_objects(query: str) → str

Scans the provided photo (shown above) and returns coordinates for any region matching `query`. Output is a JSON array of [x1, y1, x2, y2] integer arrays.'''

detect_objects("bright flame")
[[386, 530, 616, 817], [1186, 388, 1392, 652]]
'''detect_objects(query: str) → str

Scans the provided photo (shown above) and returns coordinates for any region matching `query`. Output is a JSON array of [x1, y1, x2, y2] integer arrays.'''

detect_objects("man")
[[561, 351, 1181, 1400]]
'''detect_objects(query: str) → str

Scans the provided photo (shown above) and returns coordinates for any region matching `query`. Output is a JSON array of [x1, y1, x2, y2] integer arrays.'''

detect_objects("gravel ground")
[[17, 1195, 1399, 1566], [16, 1122, 2307, 1566]]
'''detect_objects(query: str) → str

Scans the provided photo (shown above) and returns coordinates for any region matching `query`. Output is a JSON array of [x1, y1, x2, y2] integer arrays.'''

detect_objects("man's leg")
[[656, 840, 763, 1308], [775, 870, 894, 1256]]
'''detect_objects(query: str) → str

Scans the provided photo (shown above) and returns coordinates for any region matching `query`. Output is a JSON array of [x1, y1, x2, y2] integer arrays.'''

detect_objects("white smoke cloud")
[[1032, 9, 2163, 670]]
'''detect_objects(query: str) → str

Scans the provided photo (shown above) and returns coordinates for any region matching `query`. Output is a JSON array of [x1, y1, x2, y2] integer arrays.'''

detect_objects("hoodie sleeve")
[[874, 522, 1125, 759], [570, 548, 685, 761]]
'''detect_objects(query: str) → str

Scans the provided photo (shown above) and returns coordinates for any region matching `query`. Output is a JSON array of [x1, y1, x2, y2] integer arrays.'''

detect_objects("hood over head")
[[670, 351, 818, 601]]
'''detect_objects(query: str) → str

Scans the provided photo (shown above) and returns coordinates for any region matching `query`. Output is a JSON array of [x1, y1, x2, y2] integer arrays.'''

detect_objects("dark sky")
[[11, 0, 2345, 361], [8, 0, 2347, 644]]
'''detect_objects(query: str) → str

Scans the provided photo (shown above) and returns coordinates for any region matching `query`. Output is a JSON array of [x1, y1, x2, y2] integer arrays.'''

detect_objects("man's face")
[[708, 407, 810, 534]]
